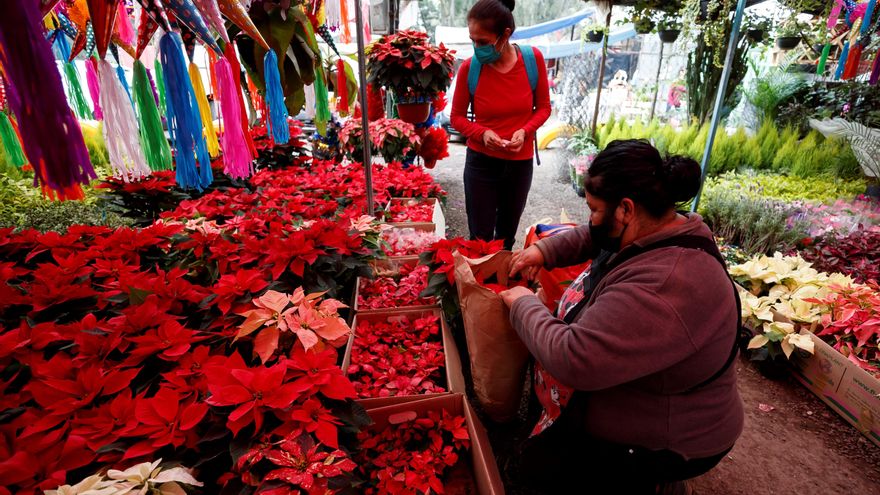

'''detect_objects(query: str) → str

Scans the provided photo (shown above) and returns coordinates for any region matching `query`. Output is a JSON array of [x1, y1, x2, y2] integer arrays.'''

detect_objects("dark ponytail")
[[584, 139, 702, 218], [468, 0, 516, 37]]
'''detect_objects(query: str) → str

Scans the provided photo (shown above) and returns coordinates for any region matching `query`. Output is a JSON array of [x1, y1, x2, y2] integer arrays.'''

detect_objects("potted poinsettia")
[[366, 30, 455, 124], [339, 117, 422, 164]]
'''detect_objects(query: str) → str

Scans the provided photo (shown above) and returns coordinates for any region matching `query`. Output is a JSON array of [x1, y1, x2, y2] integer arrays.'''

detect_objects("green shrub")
[[668, 122, 699, 156], [703, 171, 866, 204], [790, 131, 821, 178], [755, 121, 780, 170], [687, 125, 710, 162], [0, 199, 133, 232], [770, 127, 799, 172], [698, 190, 809, 255]]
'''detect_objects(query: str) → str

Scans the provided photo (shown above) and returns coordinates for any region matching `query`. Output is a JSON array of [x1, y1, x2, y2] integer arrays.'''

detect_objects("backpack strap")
[[518, 44, 539, 92], [467, 56, 482, 122], [561, 234, 742, 393]]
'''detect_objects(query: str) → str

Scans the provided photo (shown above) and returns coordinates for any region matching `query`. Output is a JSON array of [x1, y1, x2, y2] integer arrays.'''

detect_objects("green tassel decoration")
[[133, 60, 173, 171], [154, 57, 167, 116], [314, 64, 331, 136], [63, 62, 92, 120], [817, 43, 831, 76], [0, 111, 28, 167]]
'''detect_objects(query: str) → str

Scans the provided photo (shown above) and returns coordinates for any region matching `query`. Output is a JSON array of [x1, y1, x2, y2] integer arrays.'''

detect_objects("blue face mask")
[[473, 38, 502, 64]]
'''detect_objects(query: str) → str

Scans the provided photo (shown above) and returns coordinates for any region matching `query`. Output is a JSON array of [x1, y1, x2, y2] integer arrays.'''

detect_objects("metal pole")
[[691, 0, 747, 213], [590, 11, 612, 140], [649, 41, 665, 122], [354, 0, 375, 216]]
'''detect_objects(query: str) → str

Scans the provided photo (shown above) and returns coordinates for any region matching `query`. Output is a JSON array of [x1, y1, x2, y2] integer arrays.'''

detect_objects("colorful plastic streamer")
[[159, 31, 213, 190], [215, 58, 253, 179], [0, 111, 29, 167], [133, 60, 173, 171], [0, 0, 96, 199], [263, 49, 290, 144], [188, 62, 221, 158], [817, 43, 832, 76], [98, 60, 151, 182]]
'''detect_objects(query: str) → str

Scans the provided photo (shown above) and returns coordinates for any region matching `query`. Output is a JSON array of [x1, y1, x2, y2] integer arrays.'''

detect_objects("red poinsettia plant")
[[355, 409, 470, 494], [366, 29, 455, 100], [805, 281, 880, 374], [357, 263, 436, 310], [347, 315, 447, 398]]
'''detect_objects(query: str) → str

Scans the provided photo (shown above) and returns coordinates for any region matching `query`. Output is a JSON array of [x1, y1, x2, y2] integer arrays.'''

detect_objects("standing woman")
[[451, 0, 552, 250]]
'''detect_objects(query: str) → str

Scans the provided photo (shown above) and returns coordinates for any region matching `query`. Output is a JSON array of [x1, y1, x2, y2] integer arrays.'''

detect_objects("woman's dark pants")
[[464, 148, 534, 250]]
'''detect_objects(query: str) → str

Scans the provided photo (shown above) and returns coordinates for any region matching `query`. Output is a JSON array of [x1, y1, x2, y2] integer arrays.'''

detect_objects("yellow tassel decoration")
[[188, 62, 221, 158]]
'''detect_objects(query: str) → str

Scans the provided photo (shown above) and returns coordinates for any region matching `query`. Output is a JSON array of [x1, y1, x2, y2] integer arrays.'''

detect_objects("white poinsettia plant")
[[730, 253, 855, 359], [45, 460, 202, 495]]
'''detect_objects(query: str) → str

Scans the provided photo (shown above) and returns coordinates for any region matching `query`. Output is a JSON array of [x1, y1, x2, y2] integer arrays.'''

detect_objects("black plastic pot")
[[747, 29, 764, 42], [586, 30, 604, 43], [867, 183, 880, 199], [776, 36, 802, 50], [658, 29, 680, 43]]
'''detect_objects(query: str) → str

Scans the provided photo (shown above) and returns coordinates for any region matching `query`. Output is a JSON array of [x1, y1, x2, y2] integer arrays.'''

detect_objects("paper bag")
[[453, 250, 529, 422]]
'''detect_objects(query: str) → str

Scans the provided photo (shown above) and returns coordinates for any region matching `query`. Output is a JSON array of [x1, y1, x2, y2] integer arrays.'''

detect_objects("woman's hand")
[[506, 129, 526, 153], [500, 286, 535, 308], [482, 129, 506, 151], [509, 245, 544, 280]]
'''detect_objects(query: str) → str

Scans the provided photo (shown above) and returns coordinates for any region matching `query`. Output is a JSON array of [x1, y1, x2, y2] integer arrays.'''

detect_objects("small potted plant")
[[339, 117, 422, 164], [366, 30, 455, 124], [656, 13, 682, 43], [775, 15, 806, 50], [582, 20, 609, 43], [632, 11, 656, 35], [745, 11, 772, 43], [566, 132, 599, 197]]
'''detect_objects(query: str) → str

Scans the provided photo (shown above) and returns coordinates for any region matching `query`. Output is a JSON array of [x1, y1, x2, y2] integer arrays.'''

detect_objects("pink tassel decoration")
[[98, 60, 151, 182], [216, 58, 253, 179], [86, 58, 104, 120]]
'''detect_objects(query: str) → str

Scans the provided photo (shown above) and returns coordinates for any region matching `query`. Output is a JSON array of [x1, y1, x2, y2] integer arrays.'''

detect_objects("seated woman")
[[502, 139, 744, 494]]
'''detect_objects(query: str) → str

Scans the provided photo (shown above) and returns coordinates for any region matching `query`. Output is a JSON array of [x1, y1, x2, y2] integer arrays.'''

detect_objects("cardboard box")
[[358, 393, 505, 495], [354, 256, 439, 314], [386, 197, 446, 238], [342, 308, 466, 395], [790, 331, 880, 448]]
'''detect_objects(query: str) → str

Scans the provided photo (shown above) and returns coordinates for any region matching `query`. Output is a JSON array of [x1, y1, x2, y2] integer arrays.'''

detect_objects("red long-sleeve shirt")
[[450, 47, 552, 161]]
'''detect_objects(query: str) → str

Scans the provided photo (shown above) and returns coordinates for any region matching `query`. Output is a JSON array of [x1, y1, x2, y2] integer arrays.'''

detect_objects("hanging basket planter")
[[585, 30, 604, 43], [775, 36, 802, 50], [747, 29, 765, 43], [396, 102, 432, 124], [658, 29, 680, 43]]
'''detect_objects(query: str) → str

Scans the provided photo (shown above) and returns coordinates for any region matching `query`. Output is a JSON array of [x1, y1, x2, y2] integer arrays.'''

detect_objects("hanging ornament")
[[188, 62, 221, 157], [133, 60, 173, 171], [85, 0, 120, 59], [159, 31, 213, 190], [207, 48, 221, 100], [316, 24, 340, 56], [86, 21, 97, 57], [224, 42, 256, 158], [137, 0, 173, 32], [57, 12, 80, 39], [136, 7, 160, 59], [163, 0, 223, 55], [263, 49, 289, 144], [193, 0, 229, 43], [0, 0, 96, 199], [217, 0, 269, 50], [215, 58, 253, 179], [336, 58, 349, 116], [115, 1, 136, 47], [98, 60, 151, 181]]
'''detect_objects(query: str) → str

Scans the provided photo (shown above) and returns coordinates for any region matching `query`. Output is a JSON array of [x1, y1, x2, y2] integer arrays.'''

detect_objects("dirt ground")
[[428, 143, 880, 494]]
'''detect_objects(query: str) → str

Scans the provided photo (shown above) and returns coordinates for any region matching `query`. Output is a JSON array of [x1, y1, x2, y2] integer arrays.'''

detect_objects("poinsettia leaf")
[[388, 411, 417, 425], [254, 325, 280, 364]]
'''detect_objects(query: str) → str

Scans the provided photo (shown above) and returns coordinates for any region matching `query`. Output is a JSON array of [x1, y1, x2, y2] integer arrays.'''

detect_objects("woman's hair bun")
[[662, 155, 702, 203], [499, 0, 516, 11]]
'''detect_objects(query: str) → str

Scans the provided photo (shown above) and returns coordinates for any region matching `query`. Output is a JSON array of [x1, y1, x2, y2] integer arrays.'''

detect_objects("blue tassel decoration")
[[159, 32, 212, 190], [116, 64, 133, 104], [263, 49, 290, 144], [834, 41, 849, 80]]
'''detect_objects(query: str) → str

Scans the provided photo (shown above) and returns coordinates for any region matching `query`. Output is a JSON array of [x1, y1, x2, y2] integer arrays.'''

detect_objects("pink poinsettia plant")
[[339, 118, 421, 164]]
